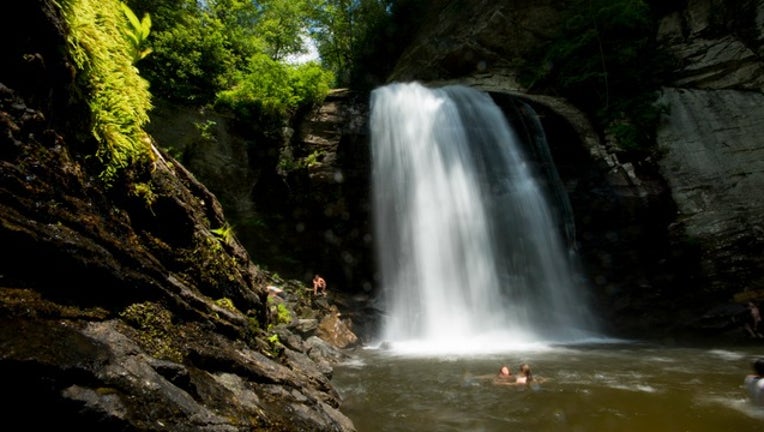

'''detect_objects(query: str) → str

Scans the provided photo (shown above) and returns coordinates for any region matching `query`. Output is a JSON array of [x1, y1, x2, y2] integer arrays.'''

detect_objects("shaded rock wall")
[[149, 90, 374, 293], [655, 0, 764, 298], [0, 1, 357, 430]]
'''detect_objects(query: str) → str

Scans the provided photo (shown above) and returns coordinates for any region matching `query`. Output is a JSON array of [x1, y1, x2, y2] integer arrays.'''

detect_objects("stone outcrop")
[[655, 0, 764, 297], [0, 2, 357, 430]]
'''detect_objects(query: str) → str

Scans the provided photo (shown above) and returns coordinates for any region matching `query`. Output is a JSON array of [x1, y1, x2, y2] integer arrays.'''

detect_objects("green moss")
[[119, 302, 182, 362], [266, 333, 283, 357], [197, 234, 239, 282], [130, 181, 156, 206], [267, 297, 293, 325], [215, 297, 237, 313], [58, 0, 154, 185]]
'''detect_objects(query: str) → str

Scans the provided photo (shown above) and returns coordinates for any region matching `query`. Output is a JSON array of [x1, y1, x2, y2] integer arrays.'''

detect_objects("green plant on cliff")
[[196, 234, 239, 283], [120, 1, 153, 64], [215, 297, 238, 313], [266, 296, 294, 326], [215, 54, 333, 120], [266, 333, 284, 357], [120, 302, 182, 362], [130, 180, 157, 206], [211, 222, 235, 245], [520, 0, 671, 152], [59, 0, 154, 185]]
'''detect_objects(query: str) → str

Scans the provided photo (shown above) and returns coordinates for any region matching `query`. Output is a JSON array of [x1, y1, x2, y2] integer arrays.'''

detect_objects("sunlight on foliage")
[[215, 54, 334, 119], [211, 223, 235, 245], [130, 181, 156, 206], [120, 2, 153, 63], [59, 0, 154, 184], [270, 300, 293, 325]]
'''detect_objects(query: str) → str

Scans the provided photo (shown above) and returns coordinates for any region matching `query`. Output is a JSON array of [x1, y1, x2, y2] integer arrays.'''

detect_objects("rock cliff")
[[292, 0, 764, 337], [0, 1, 357, 430]]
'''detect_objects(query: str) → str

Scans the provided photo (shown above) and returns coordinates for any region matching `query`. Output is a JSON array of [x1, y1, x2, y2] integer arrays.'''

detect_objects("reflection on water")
[[332, 342, 764, 432]]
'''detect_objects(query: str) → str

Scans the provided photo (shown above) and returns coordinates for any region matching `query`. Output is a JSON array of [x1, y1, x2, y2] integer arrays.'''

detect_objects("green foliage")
[[268, 297, 294, 324], [255, 0, 312, 61], [202, 0, 267, 63], [127, 0, 396, 106], [211, 223, 235, 245], [130, 181, 156, 206], [195, 120, 218, 142], [215, 297, 238, 313], [215, 55, 334, 119], [308, 0, 392, 86], [120, 2, 152, 63], [277, 148, 325, 175], [146, 13, 237, 104], [264, 330, 284, 357], [127, 0, 318, 105], [273, 301, 293, 325], [520, 0, 670, 151], [59, 0, 154, 184]]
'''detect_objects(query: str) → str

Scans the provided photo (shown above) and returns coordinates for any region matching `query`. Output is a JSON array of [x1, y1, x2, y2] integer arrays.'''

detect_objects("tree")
[[126, 0, 240, 104], [308, 0, 392, 86], [256, 0, 312, 61]]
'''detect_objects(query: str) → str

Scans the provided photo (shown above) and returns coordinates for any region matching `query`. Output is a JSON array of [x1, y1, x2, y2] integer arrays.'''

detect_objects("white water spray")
[[370, 82, 597, 355]]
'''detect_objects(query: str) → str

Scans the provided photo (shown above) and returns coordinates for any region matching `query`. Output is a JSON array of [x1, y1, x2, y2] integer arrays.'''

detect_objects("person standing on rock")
[[313, 274, 327, 296], [745, 301, 763, 338]]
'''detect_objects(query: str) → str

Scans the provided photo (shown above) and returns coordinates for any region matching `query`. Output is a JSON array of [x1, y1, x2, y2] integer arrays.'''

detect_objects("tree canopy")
[[124, 0, 422, 114]]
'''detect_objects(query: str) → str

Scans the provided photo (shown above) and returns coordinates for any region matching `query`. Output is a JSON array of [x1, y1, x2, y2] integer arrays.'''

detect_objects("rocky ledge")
[[0, 2, 359, 430]]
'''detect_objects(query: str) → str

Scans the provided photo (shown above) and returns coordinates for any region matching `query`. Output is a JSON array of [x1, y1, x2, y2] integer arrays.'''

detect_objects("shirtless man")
[[313, 274, 327, 296]]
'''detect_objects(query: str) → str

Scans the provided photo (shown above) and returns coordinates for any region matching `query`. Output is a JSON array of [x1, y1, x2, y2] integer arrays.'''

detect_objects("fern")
[[120, 2, 153, 64], [59, 0, 154, 185]]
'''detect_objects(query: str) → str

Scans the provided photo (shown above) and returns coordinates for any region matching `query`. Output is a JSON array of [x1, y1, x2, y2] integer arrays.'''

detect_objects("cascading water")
[[370, 82, 598, 355]]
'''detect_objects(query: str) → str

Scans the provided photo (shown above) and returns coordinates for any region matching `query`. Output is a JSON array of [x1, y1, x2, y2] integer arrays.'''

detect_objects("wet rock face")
[[389, 0, 566, 85], [250, 89, 375, 293], [0, 2, 357, 431], [655, 89, 764, 294], [651, 0, 764, 313]]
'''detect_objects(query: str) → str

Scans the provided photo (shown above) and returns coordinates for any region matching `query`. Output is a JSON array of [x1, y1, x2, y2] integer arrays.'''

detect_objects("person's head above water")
[[499, 365, 512, 376], [753, 357, 764, 375]]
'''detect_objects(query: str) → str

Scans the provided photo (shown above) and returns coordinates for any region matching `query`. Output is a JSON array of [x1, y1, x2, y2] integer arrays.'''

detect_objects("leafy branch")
[[120, 2, 153, 64]]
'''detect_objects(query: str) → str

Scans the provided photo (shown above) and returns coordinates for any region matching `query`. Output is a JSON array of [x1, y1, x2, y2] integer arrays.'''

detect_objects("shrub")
[[215, 54, 334, 120]]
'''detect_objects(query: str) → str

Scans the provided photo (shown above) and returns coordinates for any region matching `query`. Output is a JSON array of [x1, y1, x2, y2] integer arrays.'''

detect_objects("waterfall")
[[370, 82, 598, 355]]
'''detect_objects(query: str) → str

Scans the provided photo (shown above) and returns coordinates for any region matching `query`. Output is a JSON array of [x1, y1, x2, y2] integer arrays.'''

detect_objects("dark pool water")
[[331, 341, 764, 432]]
